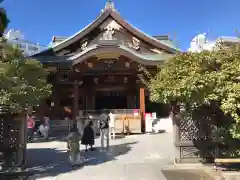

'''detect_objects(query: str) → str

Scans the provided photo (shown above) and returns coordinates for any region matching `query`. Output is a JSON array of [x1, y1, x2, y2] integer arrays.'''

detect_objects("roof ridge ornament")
[[101, 0, 116, 13]]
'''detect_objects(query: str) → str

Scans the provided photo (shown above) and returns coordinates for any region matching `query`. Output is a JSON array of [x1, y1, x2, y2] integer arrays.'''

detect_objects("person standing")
[[39, 118, 49, 140], [109, 111, 116, 140], [44, 116, 50, 129], [81, 120, 95, 152], [99, 109, 110, 150], [65, 116, 72, 132], [27, 114, 35, 142], [66, 124, 81, 166]]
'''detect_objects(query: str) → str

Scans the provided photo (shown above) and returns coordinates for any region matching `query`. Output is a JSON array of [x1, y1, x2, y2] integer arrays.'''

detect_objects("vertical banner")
[[145, 113, 153, 133]]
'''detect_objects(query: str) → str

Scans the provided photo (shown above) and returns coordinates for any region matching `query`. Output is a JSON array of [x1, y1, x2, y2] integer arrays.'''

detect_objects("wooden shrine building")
[[33, 1, 179, 133]]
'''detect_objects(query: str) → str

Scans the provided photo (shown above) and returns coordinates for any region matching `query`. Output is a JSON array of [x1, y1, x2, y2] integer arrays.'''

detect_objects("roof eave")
[[70, 44, 172, 66]]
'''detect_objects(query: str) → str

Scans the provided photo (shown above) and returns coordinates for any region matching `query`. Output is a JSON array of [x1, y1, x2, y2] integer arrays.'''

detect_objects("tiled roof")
[[33, 7, 179, 56]]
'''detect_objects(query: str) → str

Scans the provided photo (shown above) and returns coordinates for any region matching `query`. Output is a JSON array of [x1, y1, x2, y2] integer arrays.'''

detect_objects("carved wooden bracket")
[[125, 62, 131, 68], [74, 68, 80, 72], [96, 53, 120, 60], [128, 37, 140, 50], [101, 20, 121, 40], [87, 62, 93, 68], [81, 41, 88, 51]]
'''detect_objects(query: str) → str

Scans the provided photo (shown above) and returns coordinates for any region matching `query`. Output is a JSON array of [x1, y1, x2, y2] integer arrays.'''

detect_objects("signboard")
[[133, 109, 139, 116], [152, 112, 157, 119]]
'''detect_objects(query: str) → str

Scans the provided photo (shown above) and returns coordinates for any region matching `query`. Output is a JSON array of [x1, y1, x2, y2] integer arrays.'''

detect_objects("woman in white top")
[[39, 117, 50, 140], [108, 112, 116, 140]]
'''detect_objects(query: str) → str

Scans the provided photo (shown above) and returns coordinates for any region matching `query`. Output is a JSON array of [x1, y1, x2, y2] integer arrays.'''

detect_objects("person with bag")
[[66, 124, 81, 166], [98, 109, 110, 150]]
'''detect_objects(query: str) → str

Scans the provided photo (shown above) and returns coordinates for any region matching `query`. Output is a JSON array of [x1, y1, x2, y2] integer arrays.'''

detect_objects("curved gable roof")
[[33, 8, 180, 57], [52, 9, 179, 53]]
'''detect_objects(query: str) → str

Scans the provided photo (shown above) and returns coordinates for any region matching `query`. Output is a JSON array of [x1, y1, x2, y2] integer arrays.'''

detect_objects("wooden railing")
[[82, 109, 142, 134], [49, 109, 142, 134]]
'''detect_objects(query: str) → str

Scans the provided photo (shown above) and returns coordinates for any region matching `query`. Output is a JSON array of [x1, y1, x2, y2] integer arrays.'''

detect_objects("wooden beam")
[[139, 88, 145, 133], [73, 81, 79, 122]]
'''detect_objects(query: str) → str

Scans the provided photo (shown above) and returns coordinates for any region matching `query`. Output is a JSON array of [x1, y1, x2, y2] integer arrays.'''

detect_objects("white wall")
[[188, 33, 239, 52], [4, 29, 46, 56]]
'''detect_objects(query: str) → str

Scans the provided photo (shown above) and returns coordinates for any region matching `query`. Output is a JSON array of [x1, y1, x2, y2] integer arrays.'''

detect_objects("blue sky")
[[3, 0, 240, 50]]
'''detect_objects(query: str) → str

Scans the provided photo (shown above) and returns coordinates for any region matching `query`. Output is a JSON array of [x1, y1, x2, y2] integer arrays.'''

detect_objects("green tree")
[[0, 41, 52, 113], [0, 0, 51, 113], [0, 0, 9, 36], [148, 43, 240, 139]]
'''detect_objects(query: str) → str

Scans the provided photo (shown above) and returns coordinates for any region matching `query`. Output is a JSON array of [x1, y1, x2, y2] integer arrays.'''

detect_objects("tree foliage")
[[149, 44, 240, 139], [0, 40, 52, 113], [0, 0, 9, 36], [0, 0, 51, 114]]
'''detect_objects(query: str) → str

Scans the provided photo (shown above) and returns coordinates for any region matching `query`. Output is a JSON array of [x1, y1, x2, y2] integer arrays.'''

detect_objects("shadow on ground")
[[162, 169, 215, 180], [25, 141, 138, 179], [30, 133, 126, 143]]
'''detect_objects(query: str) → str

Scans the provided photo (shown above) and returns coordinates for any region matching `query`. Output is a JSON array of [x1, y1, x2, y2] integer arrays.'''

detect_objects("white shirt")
[[109, 113, 115, 128], [39, 124, 49, 133]]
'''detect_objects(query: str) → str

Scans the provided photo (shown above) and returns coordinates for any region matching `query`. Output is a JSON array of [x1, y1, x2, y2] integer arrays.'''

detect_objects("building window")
[[28, 46, 39, 51], [15, 44, 22, 48], [21, 44, 26, 49]]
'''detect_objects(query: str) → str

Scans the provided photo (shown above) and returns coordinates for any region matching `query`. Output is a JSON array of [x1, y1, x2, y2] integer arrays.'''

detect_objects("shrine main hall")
[[33, 1, 179, 133]]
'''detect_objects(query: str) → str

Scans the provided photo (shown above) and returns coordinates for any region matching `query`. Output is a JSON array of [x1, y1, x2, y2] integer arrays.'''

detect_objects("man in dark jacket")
[[99, 109, 110, 150]]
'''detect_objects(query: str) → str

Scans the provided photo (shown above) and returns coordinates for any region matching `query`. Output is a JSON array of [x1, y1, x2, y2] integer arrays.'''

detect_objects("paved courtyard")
[[25, 132, 216, 180]]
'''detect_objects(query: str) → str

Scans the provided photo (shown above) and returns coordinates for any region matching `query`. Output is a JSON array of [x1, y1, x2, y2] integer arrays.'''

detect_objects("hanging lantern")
[[94, 78, 99, 84], [78, 81, 83, 86], [124, 77, 128, 83]]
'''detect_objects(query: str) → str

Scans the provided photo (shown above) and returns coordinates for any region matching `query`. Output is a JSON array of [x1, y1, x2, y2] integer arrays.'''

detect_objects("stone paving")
[[25, 133, 216, 180]]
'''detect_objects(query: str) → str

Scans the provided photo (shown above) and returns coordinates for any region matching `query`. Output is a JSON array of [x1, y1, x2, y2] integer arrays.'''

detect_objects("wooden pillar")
[[127, 88, 136, 109], [86, 90, 94, 110], [73, 81, 79, 122], [51, 87, 61, 119], [139, 88, 145, 133], [86, 93, 91, 110], [127, 95, 131, 109], [92, 92, 95, 110]]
